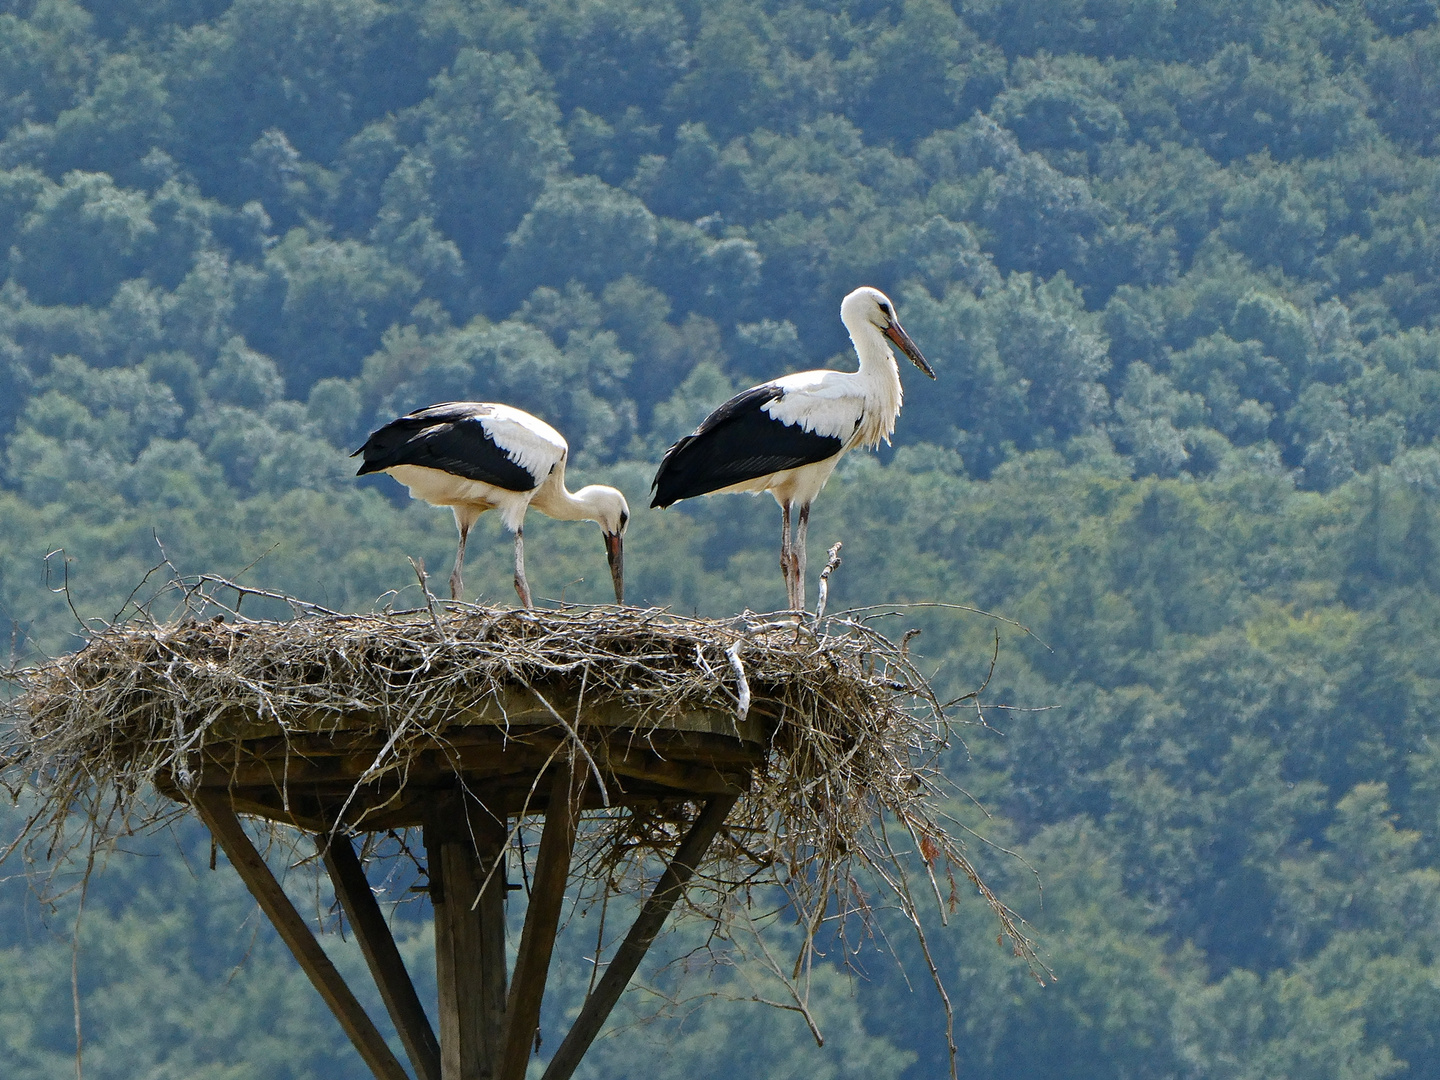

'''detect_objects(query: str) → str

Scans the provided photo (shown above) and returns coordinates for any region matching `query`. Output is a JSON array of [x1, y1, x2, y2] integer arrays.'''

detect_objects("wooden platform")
[[155, 683, 768, 832], [161, 683, 766, 1080]]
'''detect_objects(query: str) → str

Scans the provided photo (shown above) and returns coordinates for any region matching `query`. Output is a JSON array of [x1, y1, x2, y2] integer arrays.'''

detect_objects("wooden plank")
[[184, 748, 755, 834], [200, 722, 766, 766], [198, 767, 753, 835], [210, 688, 771, 744], [348, 790, 693, 835], [184, 739, 755, 806], [475, 806, 510, 1079], [195, 729, 761, 781], [425, 796, 509, 1079], [499, 756, 581, 1080], [226, 792, 332, 833], [191, 793, 410, 1080], [539, 795, 739, 1080], [323, 834, 442, 1080]]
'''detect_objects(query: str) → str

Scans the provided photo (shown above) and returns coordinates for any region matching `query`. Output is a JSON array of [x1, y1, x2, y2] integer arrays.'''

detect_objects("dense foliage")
[[3, 0, 1440, 1076]]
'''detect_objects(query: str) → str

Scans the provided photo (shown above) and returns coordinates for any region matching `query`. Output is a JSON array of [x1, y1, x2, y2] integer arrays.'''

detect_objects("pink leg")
[[794, 504, 810, 612], [513, 527, 533, 607], [780, 503, 795, 609], [450, 523, 470, 600]]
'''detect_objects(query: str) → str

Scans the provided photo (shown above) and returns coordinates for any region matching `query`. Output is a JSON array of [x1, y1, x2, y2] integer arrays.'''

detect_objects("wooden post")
[[499, 755, 582, 1080], [540, 795, 738, 1080], [323, 833, 443, 1080], [425, 793, 510, 1079], [191, 793, 410, 1080]]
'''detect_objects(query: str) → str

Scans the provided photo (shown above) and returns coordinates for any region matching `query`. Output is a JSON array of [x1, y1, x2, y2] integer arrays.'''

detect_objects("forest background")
[[3, 0, 1440, 1076]]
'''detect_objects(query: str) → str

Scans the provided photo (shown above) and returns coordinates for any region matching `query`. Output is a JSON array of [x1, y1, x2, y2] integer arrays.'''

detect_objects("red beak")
[[884, 319, 935, 378], [604, 532, 624, 604]]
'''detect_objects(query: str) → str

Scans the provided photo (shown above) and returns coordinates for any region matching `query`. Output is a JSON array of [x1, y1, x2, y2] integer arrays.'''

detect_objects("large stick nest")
[[1, 571, 1039, 1046]]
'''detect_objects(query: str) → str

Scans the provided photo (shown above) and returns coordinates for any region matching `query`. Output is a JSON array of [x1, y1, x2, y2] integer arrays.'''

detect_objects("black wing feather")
[[650, 384, 844, 508], [353, 403, 539, 492]]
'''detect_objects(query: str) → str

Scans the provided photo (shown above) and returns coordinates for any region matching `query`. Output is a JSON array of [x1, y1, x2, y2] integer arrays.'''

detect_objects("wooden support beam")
[[190, 793, 410, 1080], [210, 690, 771, 745], [188, 733, 756, 797], [540, 795, 739, 1080], [499, 756, 582, 1080], [425, 795, 509, 1079], [323, 833, 443, 1080]]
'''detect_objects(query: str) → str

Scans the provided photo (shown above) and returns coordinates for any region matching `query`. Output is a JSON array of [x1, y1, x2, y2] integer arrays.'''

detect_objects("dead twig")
[[814, 543, 843, 625]]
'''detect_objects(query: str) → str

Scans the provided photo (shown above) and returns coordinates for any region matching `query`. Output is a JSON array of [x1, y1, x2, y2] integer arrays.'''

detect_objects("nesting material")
[[1, 579, 1038, 1044]]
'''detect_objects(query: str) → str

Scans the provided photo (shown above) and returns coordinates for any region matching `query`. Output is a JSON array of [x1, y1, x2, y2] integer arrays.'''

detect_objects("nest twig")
[[0, 567, 1042, 1067]]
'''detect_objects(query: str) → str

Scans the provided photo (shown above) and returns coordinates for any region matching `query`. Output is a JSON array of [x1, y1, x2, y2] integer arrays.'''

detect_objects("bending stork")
[[354, 402, 629, 606], [650, 286, 934, 611]]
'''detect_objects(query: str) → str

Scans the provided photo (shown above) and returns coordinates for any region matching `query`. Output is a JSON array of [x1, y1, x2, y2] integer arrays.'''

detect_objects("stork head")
[[841, 287, 936, 379], [576, 485, 629, 604]]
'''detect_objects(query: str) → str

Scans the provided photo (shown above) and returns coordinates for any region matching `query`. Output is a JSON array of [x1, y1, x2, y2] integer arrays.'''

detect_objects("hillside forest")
[[4, 0, 1440, 1077]]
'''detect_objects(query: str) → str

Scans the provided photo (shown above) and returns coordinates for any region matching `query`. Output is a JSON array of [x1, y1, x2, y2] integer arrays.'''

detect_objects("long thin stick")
[[814, 542, 843, 623], [540, 796, 738, 1080]]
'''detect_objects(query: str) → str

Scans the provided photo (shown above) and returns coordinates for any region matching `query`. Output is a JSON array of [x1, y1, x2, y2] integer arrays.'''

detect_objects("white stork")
[[354, 402, 629, 606], [651, 286, 934, 610]]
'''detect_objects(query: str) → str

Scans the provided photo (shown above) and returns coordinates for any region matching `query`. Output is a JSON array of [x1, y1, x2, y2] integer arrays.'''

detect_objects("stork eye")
[[880, 302, 893, 316]]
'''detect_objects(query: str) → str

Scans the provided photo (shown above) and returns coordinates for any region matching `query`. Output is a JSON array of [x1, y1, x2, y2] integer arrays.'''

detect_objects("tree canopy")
[[4, 0, 1440, 1077]]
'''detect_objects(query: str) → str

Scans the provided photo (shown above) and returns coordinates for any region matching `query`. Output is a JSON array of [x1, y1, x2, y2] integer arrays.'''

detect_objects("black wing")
[[353, 403, 539, 492], [650, 384, 844, 508]]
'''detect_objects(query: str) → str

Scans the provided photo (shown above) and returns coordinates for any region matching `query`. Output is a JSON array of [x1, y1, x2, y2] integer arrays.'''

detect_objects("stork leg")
[[795, 504, 811, 613], [450, 522, 470, 601], [780, 503, 796, 610], [513, 526, 533, 608]]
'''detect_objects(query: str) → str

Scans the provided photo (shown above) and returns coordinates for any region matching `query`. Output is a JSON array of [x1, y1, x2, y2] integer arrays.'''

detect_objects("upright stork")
[[651, 286, 935, 611], [354, 402, 629, 606]]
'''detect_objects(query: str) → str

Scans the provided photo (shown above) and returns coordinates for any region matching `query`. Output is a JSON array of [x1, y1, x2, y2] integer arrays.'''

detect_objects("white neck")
[[844, 318, 904, 448], [532, 475, 611, 524]]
